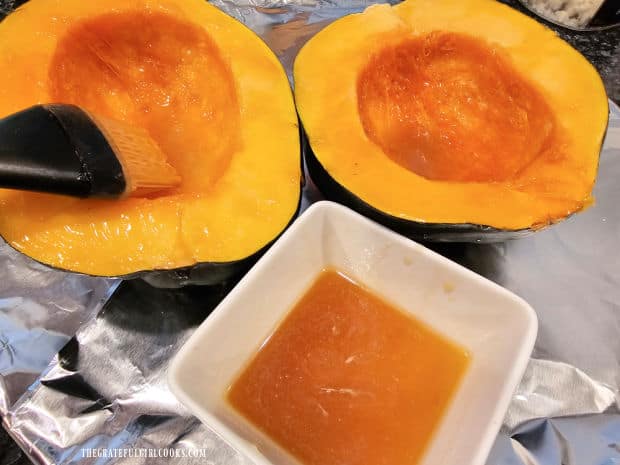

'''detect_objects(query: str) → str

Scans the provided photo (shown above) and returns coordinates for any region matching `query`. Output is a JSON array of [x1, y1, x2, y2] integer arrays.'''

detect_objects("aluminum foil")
[[0, 241, 118, 416], [0, 1, 620, 464]]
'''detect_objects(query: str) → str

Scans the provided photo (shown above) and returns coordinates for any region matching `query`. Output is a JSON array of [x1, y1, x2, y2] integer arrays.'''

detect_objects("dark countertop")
[[0, 430, 27, 465], [0, 2, 618, 465]]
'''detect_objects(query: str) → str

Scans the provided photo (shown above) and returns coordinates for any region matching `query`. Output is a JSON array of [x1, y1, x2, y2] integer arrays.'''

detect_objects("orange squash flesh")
[[0, 0, 300, 276], [49, 11, 242, 192], [294, 0, 608, 232], [358, 32, 559, 183]]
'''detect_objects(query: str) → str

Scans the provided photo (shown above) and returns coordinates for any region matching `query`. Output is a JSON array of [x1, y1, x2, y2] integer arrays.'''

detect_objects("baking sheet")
[[0, 0, 619, 464]]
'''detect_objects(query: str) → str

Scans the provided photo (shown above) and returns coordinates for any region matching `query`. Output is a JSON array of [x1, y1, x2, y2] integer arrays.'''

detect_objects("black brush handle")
[[0, 104, 126, 198]]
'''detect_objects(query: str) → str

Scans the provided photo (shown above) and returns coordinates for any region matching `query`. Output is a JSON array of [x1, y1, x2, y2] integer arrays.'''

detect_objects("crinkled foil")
[[0, 241, 118, 416], [1, 1, 620, 464]]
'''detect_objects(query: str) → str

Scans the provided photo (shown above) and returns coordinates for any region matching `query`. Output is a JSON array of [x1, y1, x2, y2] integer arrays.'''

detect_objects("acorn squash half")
[[0, 0, 301, 284], [294, 0, 608, 241]]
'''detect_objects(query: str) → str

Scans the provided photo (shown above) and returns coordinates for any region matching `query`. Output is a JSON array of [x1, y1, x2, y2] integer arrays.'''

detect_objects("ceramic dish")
[[169, 201, 538, 465]]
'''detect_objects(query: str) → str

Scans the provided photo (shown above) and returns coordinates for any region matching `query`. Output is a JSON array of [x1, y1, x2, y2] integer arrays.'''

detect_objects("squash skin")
[[294, 0, 609, 240], [120, 142, 304, 288], [0, 161, 302, 287], [0, 154, 303, 288], [303, 116, 607, 243], [107, 192, 302, 287], [304, 135, 534, 243], [141, 125, 305, 287], [0, 0, 302, 283]]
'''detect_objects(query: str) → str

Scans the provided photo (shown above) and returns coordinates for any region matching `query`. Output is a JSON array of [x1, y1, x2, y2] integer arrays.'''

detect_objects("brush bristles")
[[92, 115, 181, 196]]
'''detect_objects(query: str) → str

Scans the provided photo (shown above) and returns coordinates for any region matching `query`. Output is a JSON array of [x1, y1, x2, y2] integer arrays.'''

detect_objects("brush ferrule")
[[46, 104, 127, 198]]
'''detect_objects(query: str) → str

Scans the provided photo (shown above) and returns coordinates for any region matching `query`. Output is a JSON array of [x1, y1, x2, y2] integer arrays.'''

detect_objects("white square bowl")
[[168, 201, 537, 465]]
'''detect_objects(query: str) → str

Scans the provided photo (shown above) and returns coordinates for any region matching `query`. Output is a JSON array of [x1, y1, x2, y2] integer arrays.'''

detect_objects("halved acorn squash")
[[294, 0, 608, 240], [0, 0, 301, 284]]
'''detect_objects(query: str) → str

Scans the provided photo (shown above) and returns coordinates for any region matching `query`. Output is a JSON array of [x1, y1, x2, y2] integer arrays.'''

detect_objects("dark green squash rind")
[[139, 188, 302, 287], [303, 130, 565, 243], [0, 185, 302, 288], [139, 121, 306, 287]]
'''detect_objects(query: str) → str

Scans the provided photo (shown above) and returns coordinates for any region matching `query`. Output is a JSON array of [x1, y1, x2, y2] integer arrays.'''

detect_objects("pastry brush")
[[0, 104, 180, 198]]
